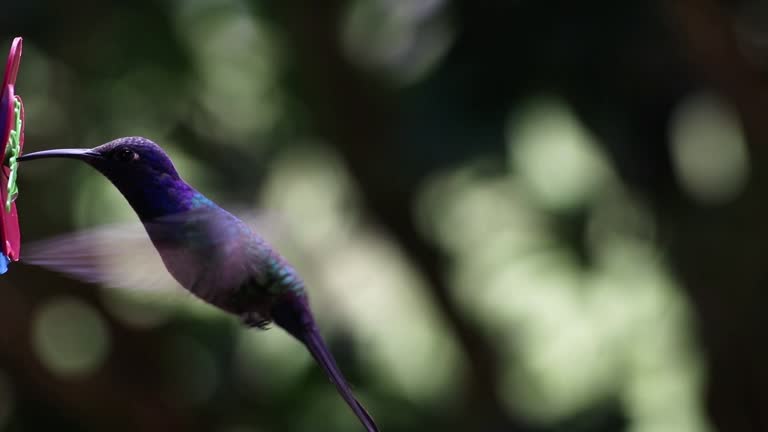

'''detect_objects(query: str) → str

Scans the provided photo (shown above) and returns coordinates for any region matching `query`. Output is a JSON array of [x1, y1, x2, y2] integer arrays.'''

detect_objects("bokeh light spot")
[[173, 0, 281, 141], [417, 166, 551, 257], [342, 0, 454, 85], [508, 96, 612, 210], [33, 296, 111, 378], [670, 91, 749, 204], [261, 144, 358, 252]]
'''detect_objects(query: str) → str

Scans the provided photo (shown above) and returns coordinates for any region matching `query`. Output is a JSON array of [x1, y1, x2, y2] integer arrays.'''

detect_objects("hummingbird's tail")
[[272, 296, 379, 432]]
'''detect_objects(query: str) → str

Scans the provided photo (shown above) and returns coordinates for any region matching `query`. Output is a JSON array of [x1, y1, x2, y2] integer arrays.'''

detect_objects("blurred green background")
[[0, 0, 766, 431]]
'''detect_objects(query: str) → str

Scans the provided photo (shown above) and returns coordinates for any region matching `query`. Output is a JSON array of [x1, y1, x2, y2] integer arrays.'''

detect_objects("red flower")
[[0, 37, 24, 271]]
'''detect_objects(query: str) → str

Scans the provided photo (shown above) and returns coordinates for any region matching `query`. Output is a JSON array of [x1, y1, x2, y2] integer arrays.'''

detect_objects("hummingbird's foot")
[[242, 312, 272, 330]]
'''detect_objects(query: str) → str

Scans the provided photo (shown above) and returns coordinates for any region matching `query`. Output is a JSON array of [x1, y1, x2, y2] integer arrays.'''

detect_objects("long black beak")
[[18, 148, 101, 162]]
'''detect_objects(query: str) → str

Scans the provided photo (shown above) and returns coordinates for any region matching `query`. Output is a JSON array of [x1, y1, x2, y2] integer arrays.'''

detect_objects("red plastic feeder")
[[0, 37, 24, 272]]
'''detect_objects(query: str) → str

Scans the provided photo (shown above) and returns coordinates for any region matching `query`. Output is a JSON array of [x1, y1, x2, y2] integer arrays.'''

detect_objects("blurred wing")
[[20, 207, 301, 297], [21, 221, 181, 293]]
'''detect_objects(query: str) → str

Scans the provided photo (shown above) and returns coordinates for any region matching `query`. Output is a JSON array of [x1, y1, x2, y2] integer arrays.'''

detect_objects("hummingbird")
[[18, 136, 379, 432]]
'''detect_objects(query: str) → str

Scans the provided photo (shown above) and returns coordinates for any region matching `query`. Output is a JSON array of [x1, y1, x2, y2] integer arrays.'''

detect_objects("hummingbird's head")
[[20, 137, 194, 220], [19, 136, 181, 181]]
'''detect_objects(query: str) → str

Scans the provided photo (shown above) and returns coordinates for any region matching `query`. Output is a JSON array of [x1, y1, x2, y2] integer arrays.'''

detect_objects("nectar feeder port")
[[0, 37, 24, 273]]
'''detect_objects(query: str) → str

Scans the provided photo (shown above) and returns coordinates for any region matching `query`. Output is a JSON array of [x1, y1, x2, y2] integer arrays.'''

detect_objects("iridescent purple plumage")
[[18, 137, 379, 432]]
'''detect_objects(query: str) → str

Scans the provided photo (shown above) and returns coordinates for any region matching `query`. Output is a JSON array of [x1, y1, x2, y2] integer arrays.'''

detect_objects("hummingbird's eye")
[[114, 148, 139, 162]]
